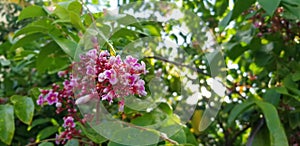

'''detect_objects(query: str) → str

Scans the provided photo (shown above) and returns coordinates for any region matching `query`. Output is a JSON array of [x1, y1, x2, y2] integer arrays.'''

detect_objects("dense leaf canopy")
[[0, 0, 299, 145]]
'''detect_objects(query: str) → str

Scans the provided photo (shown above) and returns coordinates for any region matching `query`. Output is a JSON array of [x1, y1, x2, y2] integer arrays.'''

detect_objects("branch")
[[80, 0, 95, 22], [26, 138, 93, 146], [231, 124, 251, 143], [144, 56, 209, 76], [246, 118, 264, 146]]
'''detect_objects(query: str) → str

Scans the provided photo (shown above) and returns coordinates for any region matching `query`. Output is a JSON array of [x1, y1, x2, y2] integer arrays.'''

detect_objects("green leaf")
[[170, 128, 186, 144], [0, 104, 15, 145], [254, 52, 273, 66], [30, 87, 41, 101], [219, 11, 232, 31], [231, 0, 256, 20], [131, 113, 154, 126], [51, 36, 77, 58], [36, 126, 58, 141], [108, 141, 128, 146], [289, 112, 300, 129], [53, 5, 69, 20], [65, 139, 79, 146], [292, 71, 300, 81], [281, 0, 300, 19], [283, 75, 300, 100], [183, 126, 198, 145], [111, 128, 159, 145], [77, 122, 107, 144], [255, 101, 288, 146], [144, 25, 160, 36], [228, 101, 255, 126], [263, 88, 281, 107], [18, 5, 47, 21], [11, 33, 46, 50], [70, 11, 85, 31], [158, 102, 173, 115], [226, 44, 248, 60], [38, 142, 54, 146], [215, 0, 229, 16], [14, 19, 52, 38], [10, 95, 34, 125], [28, 118, 51, 131], [36, 41, 70, 74], [275, 87, 289, 95], [258, 0, 281, 16], [252, 126, 270, 146], [249, 63, 264, 75], [67, 1, 82, 15]]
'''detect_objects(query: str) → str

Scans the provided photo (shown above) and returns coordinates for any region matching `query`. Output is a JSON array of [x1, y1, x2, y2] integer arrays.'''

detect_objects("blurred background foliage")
[[0, 0, 300, 145]]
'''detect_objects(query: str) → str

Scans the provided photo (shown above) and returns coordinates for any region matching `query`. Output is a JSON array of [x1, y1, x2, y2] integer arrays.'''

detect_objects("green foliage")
[[10, 95, 34, 125], [77, 122, 107, 144], [258, 0, 281, 15], [18, 5, 47, 21], [256, 101, 289, 146], [0, 105, 14, 145], [1, 0, 300, 145]]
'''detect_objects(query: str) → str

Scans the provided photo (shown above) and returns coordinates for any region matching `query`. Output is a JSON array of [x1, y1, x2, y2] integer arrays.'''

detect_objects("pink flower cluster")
[[74, 49, 147, 111], [37, 75, 81, 144], [37, 48, 147, 144]]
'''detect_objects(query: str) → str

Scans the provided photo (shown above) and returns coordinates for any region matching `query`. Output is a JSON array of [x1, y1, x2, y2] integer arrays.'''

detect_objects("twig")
[[80, 0, 95, 22], [144, 56, 209, 76], [246, 118, 264, 146], [26, 138, 93, 146], [231, 124, 251, 143]]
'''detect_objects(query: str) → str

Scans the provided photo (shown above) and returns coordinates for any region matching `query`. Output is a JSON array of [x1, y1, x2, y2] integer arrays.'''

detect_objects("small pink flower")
[[58, 71, 68, 78], [124, 55, 138, 66], [104, 69, 118, 85], [118, 99, 125, 112], [55, 134, 61, 144], [86, 65, 95, 75], [125, 73, 138, 85], [63, 116, 75, 128], [114, 55, 122, 65], [99, 50, 110, 57], [46, 91, 58, 105], [98, 72, 106, 82], [102, 91, 115, 103], [86, 49, 98, 60], [134, 61, 147, 74], [37, 95, 45, 106], [134, 79, 147, 96]]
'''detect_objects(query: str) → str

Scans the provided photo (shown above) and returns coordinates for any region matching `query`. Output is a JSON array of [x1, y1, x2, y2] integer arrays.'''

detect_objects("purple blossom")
[[134, 79, 147, 96], [133, 61, 147, 74], [124, 55, 138, 66], [46, 91, 59, 105], [98, 72, 106, 82], [102, 91, 115, 103], [63, 116, 75, 128], [37, 95, 45, 106], [104, 69, 118, 85], [86, 49, 98, 60], [86, 65, 95, 75], [118, 99, 125, 112], [125, 73, 138, 85]]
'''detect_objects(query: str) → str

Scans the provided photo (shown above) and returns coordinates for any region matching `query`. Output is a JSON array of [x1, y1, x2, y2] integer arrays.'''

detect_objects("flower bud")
[[56, 102, 62, 108], [75, 94, 92, 105]]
